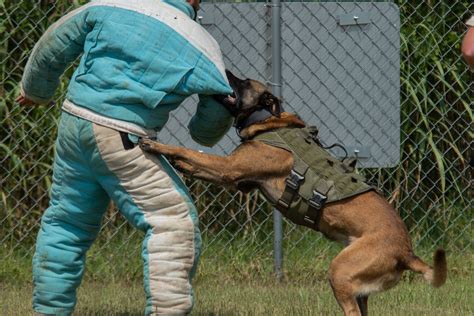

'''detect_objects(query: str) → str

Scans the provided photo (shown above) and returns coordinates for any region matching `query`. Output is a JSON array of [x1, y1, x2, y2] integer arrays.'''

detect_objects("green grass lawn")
[[1, 270, 472, 315], [1, 244, 472, 316]]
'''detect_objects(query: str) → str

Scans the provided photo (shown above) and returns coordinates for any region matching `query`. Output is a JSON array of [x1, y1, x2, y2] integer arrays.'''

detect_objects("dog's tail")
[[404, 248, 447, 288]]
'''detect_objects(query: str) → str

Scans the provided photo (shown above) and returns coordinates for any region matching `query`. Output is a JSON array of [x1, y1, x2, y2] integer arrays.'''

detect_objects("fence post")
[[270, 0, 283, 281]]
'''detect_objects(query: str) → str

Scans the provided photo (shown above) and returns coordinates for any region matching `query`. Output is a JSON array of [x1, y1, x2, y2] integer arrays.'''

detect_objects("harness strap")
[[277, 155, 308, 211], [304, 190, 327, 229], [265, 127, 334, 230], [277, 170, 303, 210], [253, 126, 374, 231]]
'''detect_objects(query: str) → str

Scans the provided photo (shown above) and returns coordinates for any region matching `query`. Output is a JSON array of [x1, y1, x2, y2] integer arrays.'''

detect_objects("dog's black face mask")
[[215, 70, 281, 125]]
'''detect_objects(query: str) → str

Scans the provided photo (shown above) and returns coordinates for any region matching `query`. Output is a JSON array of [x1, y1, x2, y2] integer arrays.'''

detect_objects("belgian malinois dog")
[[139, 70, 447, 316]]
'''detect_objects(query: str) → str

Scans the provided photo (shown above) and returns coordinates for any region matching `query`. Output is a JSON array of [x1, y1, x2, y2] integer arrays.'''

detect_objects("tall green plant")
[[0, 0, 472, 250]]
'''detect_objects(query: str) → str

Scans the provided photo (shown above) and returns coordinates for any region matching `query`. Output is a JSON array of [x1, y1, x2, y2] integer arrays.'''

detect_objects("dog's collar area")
[[236, 109, 272, 131], [235, 108, 281, 137]]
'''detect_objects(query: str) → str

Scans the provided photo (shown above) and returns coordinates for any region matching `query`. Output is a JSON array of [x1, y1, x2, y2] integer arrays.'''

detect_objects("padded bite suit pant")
[[33, 112, 201, 315]]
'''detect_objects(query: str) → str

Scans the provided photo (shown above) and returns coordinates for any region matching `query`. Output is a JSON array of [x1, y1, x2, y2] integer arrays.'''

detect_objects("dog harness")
[[252, 126, 374, 230]]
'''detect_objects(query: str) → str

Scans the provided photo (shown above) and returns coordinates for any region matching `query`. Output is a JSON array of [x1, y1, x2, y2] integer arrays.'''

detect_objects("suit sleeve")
[[188, 94, 233, 147], [20, 5, 93, 103]]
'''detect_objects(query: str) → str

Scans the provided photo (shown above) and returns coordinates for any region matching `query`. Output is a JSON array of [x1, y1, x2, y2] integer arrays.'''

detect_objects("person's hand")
[[16, 93, 40, 106]]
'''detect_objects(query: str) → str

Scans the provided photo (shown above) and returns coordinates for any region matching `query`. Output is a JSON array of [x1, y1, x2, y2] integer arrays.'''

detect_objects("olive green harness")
[[252, 126, 374, 230]]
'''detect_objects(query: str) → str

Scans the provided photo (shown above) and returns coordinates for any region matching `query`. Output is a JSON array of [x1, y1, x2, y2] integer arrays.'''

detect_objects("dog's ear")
[[270, 97, 281, 117], [225, 69, 241, 83], [261, 92, 281, 117]]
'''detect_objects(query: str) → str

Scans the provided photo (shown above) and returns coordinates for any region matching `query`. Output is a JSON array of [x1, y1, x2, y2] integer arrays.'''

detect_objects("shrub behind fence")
[[0, 0, 472, 277]]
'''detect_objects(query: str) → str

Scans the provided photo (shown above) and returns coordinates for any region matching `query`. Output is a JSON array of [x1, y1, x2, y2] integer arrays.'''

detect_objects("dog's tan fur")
[[140, 73, 447, 316]]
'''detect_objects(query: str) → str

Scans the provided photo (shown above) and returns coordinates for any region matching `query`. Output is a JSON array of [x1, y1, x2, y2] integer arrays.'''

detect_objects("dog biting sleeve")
[[21, 4, 95, 103], [188, 95, 234, 147]]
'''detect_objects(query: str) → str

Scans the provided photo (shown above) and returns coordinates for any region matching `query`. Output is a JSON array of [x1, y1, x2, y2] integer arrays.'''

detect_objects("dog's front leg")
[[139, 139, 183, 158], [140, 139, 293, 196], [139, 139, 242, 185], [139, 139, 292, 191]]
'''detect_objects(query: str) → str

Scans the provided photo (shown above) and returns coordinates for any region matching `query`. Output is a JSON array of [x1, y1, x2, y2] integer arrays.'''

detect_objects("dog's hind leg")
[[329, 274, 361, 316], [329, 238, 401, 316], [329, 242, 367, 316], [329, 241, 381, 316], [356, 296, 368, 316]]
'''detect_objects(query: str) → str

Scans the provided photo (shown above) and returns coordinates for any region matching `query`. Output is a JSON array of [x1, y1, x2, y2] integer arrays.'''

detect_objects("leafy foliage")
[[0, 0, 472, 253]]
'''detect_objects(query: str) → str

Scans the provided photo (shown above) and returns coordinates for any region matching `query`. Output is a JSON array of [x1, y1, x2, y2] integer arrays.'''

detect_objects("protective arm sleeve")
[[188, 95, 233, 147], [21, 7, 92, 103]]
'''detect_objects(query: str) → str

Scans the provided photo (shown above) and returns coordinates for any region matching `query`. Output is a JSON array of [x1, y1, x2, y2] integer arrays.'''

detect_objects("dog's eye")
[[265, 98, 275, 106]]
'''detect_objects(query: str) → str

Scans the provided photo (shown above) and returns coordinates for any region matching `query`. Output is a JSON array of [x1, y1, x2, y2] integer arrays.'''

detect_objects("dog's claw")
[[139, 139, 152, 152]]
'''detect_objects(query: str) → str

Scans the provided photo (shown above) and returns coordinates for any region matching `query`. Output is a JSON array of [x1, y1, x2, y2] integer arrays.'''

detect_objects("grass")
[[1, 0, 473, 251], [1, 239, 472, 315], [1, 275, 473, 315]]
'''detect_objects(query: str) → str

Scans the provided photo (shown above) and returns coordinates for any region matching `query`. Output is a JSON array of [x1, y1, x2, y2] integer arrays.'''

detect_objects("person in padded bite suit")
[[17, 0, 233, 315]]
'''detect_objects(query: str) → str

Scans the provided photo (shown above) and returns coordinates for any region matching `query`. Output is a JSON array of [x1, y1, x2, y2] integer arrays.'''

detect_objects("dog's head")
[[217, 70, 281, 125]]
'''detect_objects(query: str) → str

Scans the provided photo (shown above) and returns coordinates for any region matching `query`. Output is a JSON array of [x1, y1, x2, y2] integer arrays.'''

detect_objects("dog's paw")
[[139, 139, 154, 152]]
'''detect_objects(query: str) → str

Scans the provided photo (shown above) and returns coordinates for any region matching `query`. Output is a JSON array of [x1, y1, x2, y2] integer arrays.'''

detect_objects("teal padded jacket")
[[21, 0, 234, 146]]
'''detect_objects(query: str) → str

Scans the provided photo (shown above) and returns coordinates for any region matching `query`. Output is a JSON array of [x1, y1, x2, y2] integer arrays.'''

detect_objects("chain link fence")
[[1, 0, 472, 278]]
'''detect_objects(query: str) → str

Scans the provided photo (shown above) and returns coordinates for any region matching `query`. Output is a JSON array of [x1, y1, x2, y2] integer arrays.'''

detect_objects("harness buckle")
[[285, 170, 305, 190], [303, 215, 315, 225], [277, 199, 289, 209], [309, 190, 327, 210]]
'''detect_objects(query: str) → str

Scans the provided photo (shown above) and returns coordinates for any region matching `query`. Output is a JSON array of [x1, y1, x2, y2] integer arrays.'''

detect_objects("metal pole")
[[270, 0, 283, 281]]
